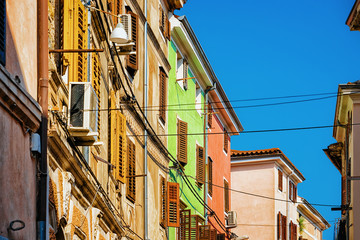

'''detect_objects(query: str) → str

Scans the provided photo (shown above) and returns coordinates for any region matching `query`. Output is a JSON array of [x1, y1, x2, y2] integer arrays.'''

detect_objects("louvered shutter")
[[116, 111, 127, 183], [92, 54, 101, 139], [223, 130, 229, 153], [293, 184, 297, 202], [196, 146, 205, 185], [111, 0, 122, 27], [199, 225, 211, 240], [183, 60, 188, 89], [217, 233, 225, 240], [190, 215, 200, 240], [126, 11, 138, 70], [289, 221, 293, 240], [278, 169, 283, 191], [224, 180, 229, 213], [159, 69, 167, 123], [342, 175, 346, 214], [282, 215, 287, 240], [177, 119, 188, 164], [167, 182, 180, 227], [0, 0, 5, 65], [207, 103, 212, 128], [277, 212, 281, 240], [75, 0, 88, 82], [160, 176, 167, 227], [126, 138, 136, 202], [208, 157, 213, 196], [110, 91, 118, 173], [293, 222, 297, 240], [159, 5, 165, 35], [210, 229, 217, 240], [166, 17, 171, 40], [178, 210, 191, 240]]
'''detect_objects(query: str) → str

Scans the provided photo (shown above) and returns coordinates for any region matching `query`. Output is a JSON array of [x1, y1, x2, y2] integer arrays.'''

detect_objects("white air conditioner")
[[226, 211, 237, 228], [68, 82, 98, 145]]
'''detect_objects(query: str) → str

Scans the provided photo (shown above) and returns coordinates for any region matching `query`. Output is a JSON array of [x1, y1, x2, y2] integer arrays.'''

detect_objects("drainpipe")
[[37, 0, 49, 239], [143, 0, 149, 239], [287, 171, 294, 240]]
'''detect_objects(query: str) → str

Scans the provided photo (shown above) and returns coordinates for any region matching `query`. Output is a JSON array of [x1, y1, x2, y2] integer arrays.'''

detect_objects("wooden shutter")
[[196, 146, 205, 185], [179, 210, 191, 240], [289, 221, 293, 240], [277, 212, 281, 240], [342, 175, 346, 214], [126, 138, 136, 202], [75, 0, 88, 82], [293, 184, 297, 203], [207, 103, 213, 128], [177, 119, 188, 164], [183, 60, 188, 90], [223, 130, 229, 153], [167, 182, 180, 227], [208, 157, 213, 196], [293, 222, 297, 240], [126, 11, 138, 70], [92, 53, 101, 139], [166, 17, 171, 40], [224, 180, 229, 213], [110, 91, 117, 172], [160, 176, 167, 227], [159, 5, 165, 35], [217, 233, 225, 240], [199, 225, 211, 240], [289, 181, 293, 201], [190, 215, 201, 240], [0, 0, 5, 65], [111, 0, 122, 27], [282, 215, 287, 240], [278, 169, 283, 191], [116, 111, 127, 183], [159, 68, 167, 123]]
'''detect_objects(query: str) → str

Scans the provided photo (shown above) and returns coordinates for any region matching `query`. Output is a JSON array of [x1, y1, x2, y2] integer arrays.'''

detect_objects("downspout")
[[37, 0, 49, 239], [287, 171, 294, 240], [143, 0, 149, 239], [203, 91, 209, 223]]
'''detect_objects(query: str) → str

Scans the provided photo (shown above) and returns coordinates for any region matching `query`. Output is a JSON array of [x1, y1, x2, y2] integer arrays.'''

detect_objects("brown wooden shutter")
[[293, 222, 297, 240], [126, 138, 136, 202], [289, 221, 293, 240], [159, 5, 165, 35], [116, 111, 127, 183], [196, 146, 205, 185], [217, 233, 225, 240], [223, 130, 229, 153], [126, 11, 138, 70], [183, 60, 188, 90], [282, 215, 287, 240], [0, 0, 5, 65], [111, 0, 122, 27], [166, 17, 171, 40], [207, 103, 213, 128], [208, 157, 213, 196], [289, 181, 293, 201], [179, 210, 191, 240], [190, 215, 201, 240], [277, 212, 281, 240], [168, 182, 180, 227], [199, 225, 211, 240], [278, 169, 283, 192], [160, 176, 167, 227], [159, 68, 167, 123], [177, 119, 188, 164], [224, 180, 229, 213], [293, 184, 297, 203]]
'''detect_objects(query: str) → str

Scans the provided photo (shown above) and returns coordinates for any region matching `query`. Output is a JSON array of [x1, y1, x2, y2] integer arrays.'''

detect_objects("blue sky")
[[176, 0, 360, 238]]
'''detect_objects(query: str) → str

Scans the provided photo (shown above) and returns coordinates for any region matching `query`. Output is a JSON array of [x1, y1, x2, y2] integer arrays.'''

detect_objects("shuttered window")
[[282, 214, 287, 240], [178, 209, 191, 240], [160, 176, 167, 228], [217, 233, 225, 240], [199, 225, 210, 240], [183, 60, 188, 90], [224, 179, 229, 213], [278, 169, 283, 191], [277, 212, 282, 240], [126, 10, 138, 70], [167, 182, 180, 227], [177, 119, 188, 165], [196, 146, 205, 186], [110, 0, 122, 27], [342, 175, 346, 214], [126, 138, 136, 202], [289, 221, 297, 240], [289, 181, 297, 202], [207, 103, 213, 128], [208, 157, 213, 196], [293, 184, 297, 203], [190, 215, 201, 240], [223, 130, 229, 153], [92, 53, 101, 139], [159, 4, 171, 40], [0, 0, 5, 65], [159, 68, 167, 123]]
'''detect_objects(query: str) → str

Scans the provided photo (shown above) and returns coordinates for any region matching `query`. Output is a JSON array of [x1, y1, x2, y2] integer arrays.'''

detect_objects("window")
[[0, 0, 5, 66], [289, 221, 297, 240], [195, 83, 201, 114], [159, 3, 170, 40], [278, 169, 283, 191], [224, 179, 229, 213], [176, 51, 188, 90], [126, 8, 138, 71], [277, 212, 287, 240], [178, 209, 191, 239], [289, 181, 297, 202], [196, 145, 205, 186], [208, 157, 213, 196], [217, 233, 226, 240], [160, 176, 166, 228], [223, 129, 229, 153], [159, 67, 167, 123], [177, 119, 188, 165], [110, 0, 122, 27], [126, 138, 136, 202], [167, 182, 180, 227], [207, 103, 213, 128]]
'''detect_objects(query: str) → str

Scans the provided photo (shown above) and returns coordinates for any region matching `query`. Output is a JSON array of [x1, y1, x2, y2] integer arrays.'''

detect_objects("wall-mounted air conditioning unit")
[[113, 14, 136, 55], [226, 211, 237, 228], [68, 82, 98, 145]]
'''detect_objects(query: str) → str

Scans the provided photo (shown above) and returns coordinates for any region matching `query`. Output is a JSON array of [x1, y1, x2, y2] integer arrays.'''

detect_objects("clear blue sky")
[[176, 0, 360, 239]]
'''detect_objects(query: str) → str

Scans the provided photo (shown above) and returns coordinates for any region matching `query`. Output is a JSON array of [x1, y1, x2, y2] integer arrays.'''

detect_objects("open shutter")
[[224, 180, 229, 213], [223, 130, 229, 153], [199, 225, 211, 240], [289, 221, 293, 240], [282, 215, 287, 240], [183, 60, 188, 89], [166, 17, 171, 40], [293, 222, 297, 240], [0, 0, 5, 65], [75, 0, 88, 82], [277, 212, 281, 240], [278, 169, 283, 191], [92, 53, 101, 139], [342, 175, 346, 214], [111, 0, 122, 27], [208, 157, 213, 196], [168, 182, 180, 227], [126, 11, 138, 70], [110, 91, 118, 172], [116, 111, 127, 183], [160, 176, 167, 227], [177, 120, 188, 164], [178, 210, 191, 240], [190, 215, 201, 240], [159, 68, 167, 123], [207, 103, 212, 128], [293, 184, 297, 202], [210, 229, 217, 240], [196, 146, 205, 185], [126, 138, 136, 202], [217, 233, 225, 240]]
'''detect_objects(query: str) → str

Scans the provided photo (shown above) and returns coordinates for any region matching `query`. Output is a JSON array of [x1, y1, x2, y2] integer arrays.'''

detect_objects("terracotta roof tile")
[[231, 148, 282, 157]]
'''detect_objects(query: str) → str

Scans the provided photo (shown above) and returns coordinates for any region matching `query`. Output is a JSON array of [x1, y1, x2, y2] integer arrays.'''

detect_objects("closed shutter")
[[190, 215, 201, 240], [177, 119, 188, 164], [159, 68, 167, 123], [224, 180, 229, 213], [207, 103, 212, 128], [342, 175, 346, 214], [183, 60, 188, 89], [196, 146, 205, 185], [210, 229, 217, 240], [293, 184, 297, 202], [111, 0, 122, 27], [278, 169, 283, 191], [168, 182, 180, 227], [110, 90, 117, 171], [116, 111, 127, 183], [178, 210, 191, 240], [217, 233, 225, 240], [289, 221, 293, 240], [92, 53, 101, 139], [199, 225, 211, 240], [126, 138, 136, 202], [0, 0, 5, 65], [223, 130, 229, 153], [282, 215, 287, 240], [159, 5, 165, 35], [277, 212, 281, 240], [160, 176, 167, 227], [208, 157, 213, 196], [293, 222, 297, 240], [166, 17, 171, 40], [126, 11, 138, 70], [75, 0, 88, 82], [289, 182, 293, 201]]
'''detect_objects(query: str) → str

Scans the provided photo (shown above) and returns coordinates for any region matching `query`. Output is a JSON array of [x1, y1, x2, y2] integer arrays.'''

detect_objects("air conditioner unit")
[[68, 82, 98, 145], [226, 211, 237, 228]]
